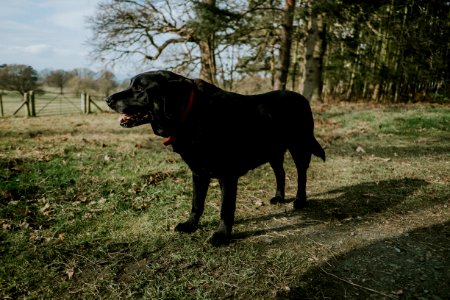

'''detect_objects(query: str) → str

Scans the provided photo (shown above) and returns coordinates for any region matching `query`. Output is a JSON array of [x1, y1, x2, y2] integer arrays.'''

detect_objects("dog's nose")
[[106, 96, 114, 106]]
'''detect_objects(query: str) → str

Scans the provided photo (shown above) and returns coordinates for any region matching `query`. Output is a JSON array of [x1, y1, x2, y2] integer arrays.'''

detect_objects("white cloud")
[[0, 0, 102, 71], [46, 10, 90, 31], [21, 44, 52, 55], [41, 1, 98, 32], [0, 43, 87, 70]]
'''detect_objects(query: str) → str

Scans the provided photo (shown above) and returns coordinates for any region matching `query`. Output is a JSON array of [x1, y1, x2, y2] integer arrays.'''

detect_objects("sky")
[[0, 0, 133, 79]]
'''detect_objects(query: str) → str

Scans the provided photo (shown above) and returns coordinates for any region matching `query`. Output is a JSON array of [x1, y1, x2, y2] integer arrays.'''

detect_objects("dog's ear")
[[157, 77, 195, 120]]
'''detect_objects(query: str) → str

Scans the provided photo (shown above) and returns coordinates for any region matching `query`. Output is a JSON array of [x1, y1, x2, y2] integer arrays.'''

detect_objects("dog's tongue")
[[118, 113, 152, 128], [119, 114, 135, 128], [119, 114, 131, 123]]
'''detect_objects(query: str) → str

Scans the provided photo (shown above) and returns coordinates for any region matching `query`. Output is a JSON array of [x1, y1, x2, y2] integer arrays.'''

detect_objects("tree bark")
[[300, 2, 326, 102], [199, 36, 217, 84], [275, 0, 296, 90], [197, 0, 217, 84]]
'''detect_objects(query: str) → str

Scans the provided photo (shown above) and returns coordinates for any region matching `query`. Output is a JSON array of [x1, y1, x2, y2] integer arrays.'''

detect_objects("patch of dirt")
[[278, 221, 450, 299], [118, 258, 149, 284]]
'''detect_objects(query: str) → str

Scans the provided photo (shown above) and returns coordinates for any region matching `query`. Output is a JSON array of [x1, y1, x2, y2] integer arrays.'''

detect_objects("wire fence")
[[0, 91, 112, 117]]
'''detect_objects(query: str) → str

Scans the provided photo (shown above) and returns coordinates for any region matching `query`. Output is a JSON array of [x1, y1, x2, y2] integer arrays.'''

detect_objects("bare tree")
[[88, 0, 236, 83], [67, 68, 97, 95], [44, 70, 74, 94], [96, 70, 118, 97]]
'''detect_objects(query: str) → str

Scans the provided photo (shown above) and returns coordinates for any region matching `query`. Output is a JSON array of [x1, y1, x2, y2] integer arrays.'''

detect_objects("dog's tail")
[[312, 136, 326, 161]]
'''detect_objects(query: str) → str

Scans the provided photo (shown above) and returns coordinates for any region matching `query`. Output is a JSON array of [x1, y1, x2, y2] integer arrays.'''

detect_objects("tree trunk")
[[291, 38, 302, 91], [300, 3, 326, 102], [275, 0, 296, 90], [198, 0, 217, 84], [199, 37, 217, 84]]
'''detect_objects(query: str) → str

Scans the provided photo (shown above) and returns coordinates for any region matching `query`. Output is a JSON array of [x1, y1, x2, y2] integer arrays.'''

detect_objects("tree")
[[189, 0, 225, 84], [275, 0, 296, 90], [87, 0, 449, 102], [230, 0, 286, 88], [96, 70, 118, 97], [0, 64, 40, 95], [66, 68, 97, 95], [88, 1, 192, 72], [322, 0, 450, 102], [299, 0, 327, 102], [44, 70, 74, 94], [88, 0, 239, 83]]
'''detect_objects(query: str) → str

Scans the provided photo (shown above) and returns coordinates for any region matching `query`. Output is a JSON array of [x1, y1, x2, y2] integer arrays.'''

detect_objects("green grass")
[[1, 104, 450, 299]]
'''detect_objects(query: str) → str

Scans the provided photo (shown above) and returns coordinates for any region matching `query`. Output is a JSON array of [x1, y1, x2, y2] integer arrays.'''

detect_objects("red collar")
[[163, 88, 195, 146]]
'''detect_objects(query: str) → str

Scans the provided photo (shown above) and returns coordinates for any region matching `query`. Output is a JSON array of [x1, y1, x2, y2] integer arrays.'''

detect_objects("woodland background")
[[1, 0, 449, 103]]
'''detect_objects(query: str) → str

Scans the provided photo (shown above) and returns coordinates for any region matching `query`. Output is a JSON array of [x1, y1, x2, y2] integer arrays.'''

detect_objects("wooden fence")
[[0, 91, 110, 117]]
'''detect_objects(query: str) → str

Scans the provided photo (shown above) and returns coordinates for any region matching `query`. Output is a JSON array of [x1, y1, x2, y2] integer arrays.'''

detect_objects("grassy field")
[[1, 103, 449, 299]]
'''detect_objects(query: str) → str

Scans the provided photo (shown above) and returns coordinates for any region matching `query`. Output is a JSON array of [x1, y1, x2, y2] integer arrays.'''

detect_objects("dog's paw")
[[208, 231, 231, 247], [270, 196, 284, 205], [175, 220, 198, 233], [293, 197, 307, 210]]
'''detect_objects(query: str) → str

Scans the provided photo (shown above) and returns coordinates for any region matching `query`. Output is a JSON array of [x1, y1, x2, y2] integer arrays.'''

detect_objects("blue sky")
[[0, 0, 134, 78]]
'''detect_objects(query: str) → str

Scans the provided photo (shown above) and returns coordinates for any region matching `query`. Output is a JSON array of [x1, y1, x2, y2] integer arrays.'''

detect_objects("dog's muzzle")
[[106, 96, 115, 109]]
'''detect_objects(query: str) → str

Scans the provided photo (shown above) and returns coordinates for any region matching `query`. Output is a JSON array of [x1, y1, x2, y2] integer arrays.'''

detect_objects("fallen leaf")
[[29, 230, 42, 241], [78, 196, 88, 202], [254, 200, 264, 207], [66, 268, 74, 279], [392, 289, 404, 295], [40, 203, 51, 215], [19, 221, 30, 229], [356, 146, 366, 153]]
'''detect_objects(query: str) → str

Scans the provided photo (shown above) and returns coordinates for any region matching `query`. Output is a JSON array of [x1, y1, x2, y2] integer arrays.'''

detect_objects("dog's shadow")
[[234, 177, 429, 241], [277, 220, 450, 299]]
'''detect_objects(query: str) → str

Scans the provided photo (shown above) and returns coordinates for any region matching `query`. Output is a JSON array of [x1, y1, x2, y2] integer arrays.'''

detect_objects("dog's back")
[[174, 86, 324, 177]]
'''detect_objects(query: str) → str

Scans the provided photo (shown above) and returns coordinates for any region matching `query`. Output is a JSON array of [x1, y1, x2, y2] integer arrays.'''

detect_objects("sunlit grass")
[[1, 104, 449, 299]]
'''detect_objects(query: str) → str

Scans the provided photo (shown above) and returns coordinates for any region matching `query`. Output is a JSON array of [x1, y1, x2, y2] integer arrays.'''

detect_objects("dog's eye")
[[133, 85, 144, 92]]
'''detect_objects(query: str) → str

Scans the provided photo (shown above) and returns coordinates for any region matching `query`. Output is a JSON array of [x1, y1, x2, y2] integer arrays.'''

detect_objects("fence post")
[[87, 94, 92, 114], [87, 95, 104, 113], [80, 92, 87, 114], [0, 94, 3, 117], [13, 93, 28, 116], [25, 92, 31, 117], [30, 90, 36, 117]]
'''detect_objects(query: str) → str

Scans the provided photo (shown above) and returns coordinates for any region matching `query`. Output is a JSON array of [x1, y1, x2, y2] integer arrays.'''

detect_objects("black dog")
[[106, 70, 325, 246]]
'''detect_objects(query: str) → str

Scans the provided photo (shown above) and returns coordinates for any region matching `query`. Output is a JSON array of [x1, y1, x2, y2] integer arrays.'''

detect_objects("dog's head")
[[106, 70, 195, 137]]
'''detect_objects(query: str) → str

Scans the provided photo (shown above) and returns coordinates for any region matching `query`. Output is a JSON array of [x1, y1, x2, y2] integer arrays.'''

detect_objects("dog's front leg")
[[175, 173, 210, 233], [209, 177, 238, 246]]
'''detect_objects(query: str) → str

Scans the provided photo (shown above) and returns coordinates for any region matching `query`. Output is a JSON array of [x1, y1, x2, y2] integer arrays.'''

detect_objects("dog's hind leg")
[[289, 146, 312, 209], [269, 153, 286, 204], [175, 173, 210, 233]]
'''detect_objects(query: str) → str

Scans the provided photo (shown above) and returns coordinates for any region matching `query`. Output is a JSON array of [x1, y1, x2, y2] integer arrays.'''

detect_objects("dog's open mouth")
[[119, 112, 152, 128]]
